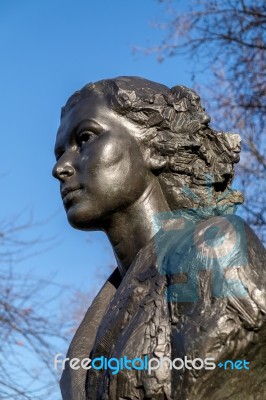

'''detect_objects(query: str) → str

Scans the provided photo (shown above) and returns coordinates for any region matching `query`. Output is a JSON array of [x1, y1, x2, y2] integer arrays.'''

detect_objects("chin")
[[65, 204, 104, 231]]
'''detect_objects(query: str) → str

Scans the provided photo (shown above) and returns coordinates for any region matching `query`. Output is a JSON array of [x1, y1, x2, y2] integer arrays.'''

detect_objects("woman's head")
[[61, 76, 243, 215]]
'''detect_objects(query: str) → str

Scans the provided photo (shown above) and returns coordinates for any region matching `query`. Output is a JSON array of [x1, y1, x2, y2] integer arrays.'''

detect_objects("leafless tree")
[[139, 0, 266, 241], [0, 215, 67, 399], [65, 263, 116, 335]]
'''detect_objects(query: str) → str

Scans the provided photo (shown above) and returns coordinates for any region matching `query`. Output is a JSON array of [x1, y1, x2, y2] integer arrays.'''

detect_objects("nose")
[[52, 160, 75, 182]]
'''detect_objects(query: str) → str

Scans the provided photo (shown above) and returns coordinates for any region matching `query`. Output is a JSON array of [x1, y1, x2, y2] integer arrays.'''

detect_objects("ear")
[[136, 127, 167, 171], [143, 147, 167, 171]]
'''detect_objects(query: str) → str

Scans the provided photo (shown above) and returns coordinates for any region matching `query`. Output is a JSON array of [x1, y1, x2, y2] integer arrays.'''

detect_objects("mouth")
[[61, 186, 83, 204]]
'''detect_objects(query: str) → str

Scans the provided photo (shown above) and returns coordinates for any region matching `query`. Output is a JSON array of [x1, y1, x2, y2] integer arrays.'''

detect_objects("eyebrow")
[[75, 118, 104, 132]]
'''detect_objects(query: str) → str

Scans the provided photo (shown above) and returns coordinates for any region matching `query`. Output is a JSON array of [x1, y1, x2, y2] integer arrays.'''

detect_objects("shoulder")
[[159, 214, 265, 268], [193, 215, 265, 283], [157, 214, 265, 306]]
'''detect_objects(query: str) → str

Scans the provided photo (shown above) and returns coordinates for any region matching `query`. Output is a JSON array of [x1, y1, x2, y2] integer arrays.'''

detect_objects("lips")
[[61, 185, 83, 203]]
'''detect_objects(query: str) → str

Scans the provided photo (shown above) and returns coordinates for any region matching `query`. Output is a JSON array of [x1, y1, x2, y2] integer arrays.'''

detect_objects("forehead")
[[59, 92, 109, 131]]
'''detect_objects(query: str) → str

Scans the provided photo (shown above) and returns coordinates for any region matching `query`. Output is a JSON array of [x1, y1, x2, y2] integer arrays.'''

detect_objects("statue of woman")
[[53, 77, 266, 400]]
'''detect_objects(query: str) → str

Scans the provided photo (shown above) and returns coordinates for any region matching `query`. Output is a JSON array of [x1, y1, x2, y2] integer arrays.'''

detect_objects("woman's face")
[[52, 91, 153, 230]]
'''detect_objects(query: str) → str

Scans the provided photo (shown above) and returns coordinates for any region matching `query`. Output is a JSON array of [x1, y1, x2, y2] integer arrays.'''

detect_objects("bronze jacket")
[[60, 215, 266, 400]]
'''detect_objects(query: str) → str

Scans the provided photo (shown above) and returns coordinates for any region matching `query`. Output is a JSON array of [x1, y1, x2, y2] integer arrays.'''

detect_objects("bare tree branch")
[[0, 215, 67, 399]]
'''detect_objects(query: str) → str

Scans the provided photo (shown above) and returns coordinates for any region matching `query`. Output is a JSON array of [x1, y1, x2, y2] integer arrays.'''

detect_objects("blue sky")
[[1, 0, 193, 292]]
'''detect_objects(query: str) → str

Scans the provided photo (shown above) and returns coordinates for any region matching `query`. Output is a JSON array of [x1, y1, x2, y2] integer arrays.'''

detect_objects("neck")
[[103, 179, 171, 277]]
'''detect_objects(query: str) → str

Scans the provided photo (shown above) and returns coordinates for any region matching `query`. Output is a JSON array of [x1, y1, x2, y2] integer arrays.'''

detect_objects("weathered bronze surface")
[[53, 77, 266, 399]]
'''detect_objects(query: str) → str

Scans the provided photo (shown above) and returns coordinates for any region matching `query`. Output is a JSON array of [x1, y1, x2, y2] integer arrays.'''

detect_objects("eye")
[[77, 130, 96, 146]]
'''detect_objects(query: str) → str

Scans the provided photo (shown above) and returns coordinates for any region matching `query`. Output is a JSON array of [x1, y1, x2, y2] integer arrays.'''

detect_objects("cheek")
[[82, 135, 124, 166], [98, 146, 135, 196], [99, 139, 126, 166], [81, 136, 148, 198], [84, 137, 133, 180]]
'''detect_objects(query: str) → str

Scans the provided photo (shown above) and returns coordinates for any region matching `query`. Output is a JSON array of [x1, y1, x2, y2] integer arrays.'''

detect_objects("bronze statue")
[[53, 77, 266, 399]]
